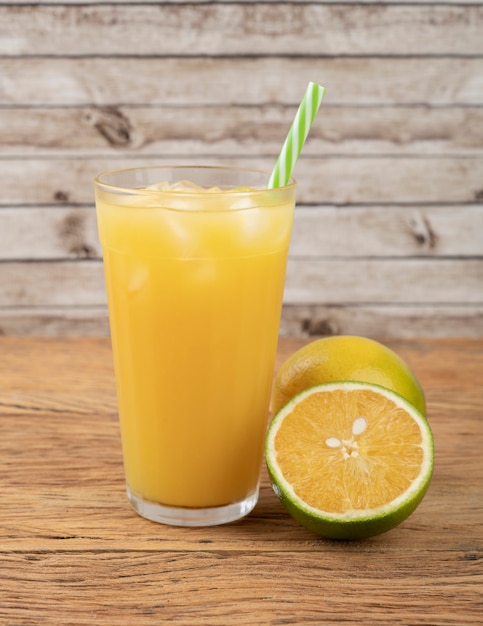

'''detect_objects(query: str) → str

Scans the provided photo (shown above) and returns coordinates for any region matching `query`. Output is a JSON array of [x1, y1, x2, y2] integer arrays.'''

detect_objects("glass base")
[[126, 484, 259, 527]]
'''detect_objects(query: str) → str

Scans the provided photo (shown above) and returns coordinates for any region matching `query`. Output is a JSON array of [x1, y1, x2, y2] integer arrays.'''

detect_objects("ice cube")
[[144, 181, 171, 191], [128, 263, 149, 295]]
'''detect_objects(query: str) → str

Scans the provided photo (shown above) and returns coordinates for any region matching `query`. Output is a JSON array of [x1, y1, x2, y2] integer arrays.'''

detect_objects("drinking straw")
[[267, 82, 325, 189]]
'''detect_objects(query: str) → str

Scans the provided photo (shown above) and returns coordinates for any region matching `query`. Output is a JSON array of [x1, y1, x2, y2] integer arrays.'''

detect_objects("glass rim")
[[94, 165, 296, 197]]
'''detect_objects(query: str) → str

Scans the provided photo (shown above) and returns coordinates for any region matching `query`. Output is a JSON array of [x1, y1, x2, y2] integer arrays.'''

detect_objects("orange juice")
[[95, 166, 296, 525]]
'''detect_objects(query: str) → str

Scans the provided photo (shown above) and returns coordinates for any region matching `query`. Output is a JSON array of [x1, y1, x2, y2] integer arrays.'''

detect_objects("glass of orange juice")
[[94, 166, 296, 526]]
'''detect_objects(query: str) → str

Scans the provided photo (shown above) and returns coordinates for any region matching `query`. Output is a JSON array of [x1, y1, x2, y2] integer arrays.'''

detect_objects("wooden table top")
[[1, 336, 482, 625]]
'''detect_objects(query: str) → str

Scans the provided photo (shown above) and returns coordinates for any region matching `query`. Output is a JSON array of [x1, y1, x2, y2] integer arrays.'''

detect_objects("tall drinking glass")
[[94, 166, 296, 526]]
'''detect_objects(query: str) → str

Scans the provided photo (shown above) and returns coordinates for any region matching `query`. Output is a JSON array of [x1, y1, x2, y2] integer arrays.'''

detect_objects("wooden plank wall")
[[0, 0, 482, 338]]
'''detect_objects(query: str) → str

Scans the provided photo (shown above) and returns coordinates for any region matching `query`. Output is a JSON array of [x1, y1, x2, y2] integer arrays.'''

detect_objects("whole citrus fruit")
[[266, 381, 434, 539], [272, 335, 426, 416]]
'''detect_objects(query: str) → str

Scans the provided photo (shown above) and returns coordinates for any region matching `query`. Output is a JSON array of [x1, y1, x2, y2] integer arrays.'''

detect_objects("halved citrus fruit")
[[266, 381, 434, 539], [272, 336, 426, 417]]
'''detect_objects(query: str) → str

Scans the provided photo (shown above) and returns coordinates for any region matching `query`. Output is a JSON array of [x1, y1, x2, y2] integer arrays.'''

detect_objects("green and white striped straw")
[[267, 82, 325, 189]]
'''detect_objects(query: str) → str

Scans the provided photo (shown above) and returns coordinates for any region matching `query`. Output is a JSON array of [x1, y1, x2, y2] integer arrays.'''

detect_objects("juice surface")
[[97, 185, 294, 508]]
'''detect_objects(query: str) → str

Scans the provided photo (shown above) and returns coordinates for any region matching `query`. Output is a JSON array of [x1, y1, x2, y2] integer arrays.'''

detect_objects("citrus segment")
[[272, 336, 426, 416], [266, 382, 434, 539]]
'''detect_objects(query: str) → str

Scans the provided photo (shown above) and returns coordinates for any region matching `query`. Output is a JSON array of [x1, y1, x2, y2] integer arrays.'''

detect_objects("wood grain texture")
[[2, 205, 482, 260], [2, 57, 482, 106], [285, 258, 483, 304], [2, 106, 481, 156], [1, 257, 482, 307], [2, 4, 482, 55], [9, 0, 483, 4], [1, 157, 482, 205], [0, 307, 110, 337], [0, 207, 101, 261], [279, 304, 483, 338], [1, 0, 482, 338], [1, 304, 482, 338], [0, 337, 481, 625]]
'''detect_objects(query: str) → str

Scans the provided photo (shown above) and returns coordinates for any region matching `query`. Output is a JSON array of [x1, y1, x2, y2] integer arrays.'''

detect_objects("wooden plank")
[[290, 205, 483, 257], [0, 258, 481, 307], [0, 207, 101, 261], [9, 0, 483, 5], [1, 105, 482, 157], [0, 549, 481, 624], [0, 337, 481, 624], [1, 205, 482, 261], [0, 156, 482, 205], [1, 58, 482, 107], [0, 307, 110, 337], [284, 258, 483, 304], [279, 304, 483, 338], [0, 261, 107, 307], [1, 304, 482, 338], [2, 4, 482, 56]]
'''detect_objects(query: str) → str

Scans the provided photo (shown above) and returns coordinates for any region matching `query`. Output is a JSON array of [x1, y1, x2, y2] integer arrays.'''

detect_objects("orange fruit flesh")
[[273, 388, 424, 515]]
